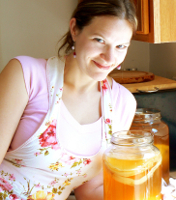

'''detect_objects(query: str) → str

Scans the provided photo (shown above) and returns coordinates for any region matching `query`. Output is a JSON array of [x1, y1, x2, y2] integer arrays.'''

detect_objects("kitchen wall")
[[149, 43, 176, 79], [0, 0, 2, 69], [0, 0, 176, 80], [0, 0, 77, 72], [124, 41, 176, 80], [121, 41, 150, 72]]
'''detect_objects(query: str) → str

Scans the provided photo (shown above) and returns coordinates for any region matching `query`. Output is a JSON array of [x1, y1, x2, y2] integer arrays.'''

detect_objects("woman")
[[0, 0, 137, 199]]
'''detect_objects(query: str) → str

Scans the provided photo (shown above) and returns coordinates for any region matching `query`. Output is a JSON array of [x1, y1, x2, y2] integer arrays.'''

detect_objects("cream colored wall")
[[149, 43, 176, 79], [123, 41, 176, 79], [122, 41, 150, 71], [0, 0, 150, 73], [0, 0, 2, 69], [0, 0, 77, 72]]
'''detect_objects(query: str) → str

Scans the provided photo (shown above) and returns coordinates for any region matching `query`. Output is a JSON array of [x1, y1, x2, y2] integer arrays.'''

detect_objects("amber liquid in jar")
[[131, 108, 170, 184], [103, 131, 162, 200]]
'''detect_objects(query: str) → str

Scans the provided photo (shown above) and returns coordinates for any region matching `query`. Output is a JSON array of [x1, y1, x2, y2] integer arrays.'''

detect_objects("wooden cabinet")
[[77, 0, 176, 43], [133, 0, 176, 43]]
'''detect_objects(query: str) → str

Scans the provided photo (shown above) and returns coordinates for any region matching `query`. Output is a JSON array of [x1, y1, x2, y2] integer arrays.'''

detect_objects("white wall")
[[0, 0, 77, 72]]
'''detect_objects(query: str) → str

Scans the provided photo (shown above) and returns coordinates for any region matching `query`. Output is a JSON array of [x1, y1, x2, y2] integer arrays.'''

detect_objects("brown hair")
[[58, 0, 137, 57]]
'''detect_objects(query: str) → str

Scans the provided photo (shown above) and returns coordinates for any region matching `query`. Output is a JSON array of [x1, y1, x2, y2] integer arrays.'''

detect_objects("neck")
[[64, 54, 100, 93]]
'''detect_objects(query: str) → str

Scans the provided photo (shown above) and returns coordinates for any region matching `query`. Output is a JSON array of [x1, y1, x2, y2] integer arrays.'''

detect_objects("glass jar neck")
[[133, 108, 161, 123], [111, 130, 153, 147]]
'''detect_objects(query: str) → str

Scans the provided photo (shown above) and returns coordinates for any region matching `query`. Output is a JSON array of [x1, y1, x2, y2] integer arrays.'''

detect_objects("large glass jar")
[[103, 130, 162, 200], [130, 108, 170, 184]]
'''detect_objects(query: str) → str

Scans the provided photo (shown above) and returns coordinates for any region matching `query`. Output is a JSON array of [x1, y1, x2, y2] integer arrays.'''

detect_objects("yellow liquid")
[[103, 155, 162, 200], [155, 144, 170, 184], [130, 123, 170, 184]]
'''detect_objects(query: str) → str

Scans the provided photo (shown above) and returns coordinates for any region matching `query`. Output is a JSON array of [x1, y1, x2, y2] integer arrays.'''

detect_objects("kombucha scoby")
[[103, 152, 162, 200]]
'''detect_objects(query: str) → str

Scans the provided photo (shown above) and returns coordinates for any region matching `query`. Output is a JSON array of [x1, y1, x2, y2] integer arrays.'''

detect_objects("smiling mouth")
[[93, 61, 111, 70]]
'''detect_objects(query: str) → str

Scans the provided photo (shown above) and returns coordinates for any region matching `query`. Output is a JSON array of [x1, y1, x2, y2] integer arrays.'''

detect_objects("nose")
[[100, 46, 115, 64]]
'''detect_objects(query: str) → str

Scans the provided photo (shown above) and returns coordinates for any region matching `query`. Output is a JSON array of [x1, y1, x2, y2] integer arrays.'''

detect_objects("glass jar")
[[103, 130, 162, 200], [130, 108, 170, 184]]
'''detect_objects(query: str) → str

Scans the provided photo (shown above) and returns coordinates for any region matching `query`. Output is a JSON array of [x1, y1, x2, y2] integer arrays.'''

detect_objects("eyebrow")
[[92, 33, 103, 37], [121, 42, 131, 45]]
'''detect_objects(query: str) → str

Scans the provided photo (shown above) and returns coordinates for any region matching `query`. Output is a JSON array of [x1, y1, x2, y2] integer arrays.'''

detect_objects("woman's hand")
[[74, 170, 104, 200], [0, 59, 28, 164]]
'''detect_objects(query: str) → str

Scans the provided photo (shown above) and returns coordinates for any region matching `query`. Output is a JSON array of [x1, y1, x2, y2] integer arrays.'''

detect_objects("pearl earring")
[[72, 46, 76, 58]]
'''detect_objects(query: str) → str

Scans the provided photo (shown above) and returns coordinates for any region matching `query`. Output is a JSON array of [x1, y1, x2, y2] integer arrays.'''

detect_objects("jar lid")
[[134, 108, 161, 122], [111, 130, 153, 146]]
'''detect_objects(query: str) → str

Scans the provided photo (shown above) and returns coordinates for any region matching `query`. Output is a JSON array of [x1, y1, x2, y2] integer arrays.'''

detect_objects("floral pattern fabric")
[[0, 57, 113, 200]]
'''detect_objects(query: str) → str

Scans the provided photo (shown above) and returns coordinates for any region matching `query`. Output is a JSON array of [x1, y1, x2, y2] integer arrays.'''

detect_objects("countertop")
[[120, 75, 176, 93], [170, 171, 176, 179]]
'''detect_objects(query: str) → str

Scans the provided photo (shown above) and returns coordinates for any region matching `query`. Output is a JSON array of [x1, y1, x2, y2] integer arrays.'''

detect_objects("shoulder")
[[14, 56, 47, 98], [14, 55, 47, 70], [13, 56, 47, 80], [111, 78, 136, 105], [111, 78, 137, 131]]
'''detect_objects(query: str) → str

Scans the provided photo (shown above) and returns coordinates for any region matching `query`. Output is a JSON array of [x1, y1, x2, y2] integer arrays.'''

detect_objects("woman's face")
[[70, 15, 133, 81]]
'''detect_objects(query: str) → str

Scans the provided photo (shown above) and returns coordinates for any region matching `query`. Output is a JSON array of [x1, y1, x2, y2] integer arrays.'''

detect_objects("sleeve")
[[111, 79, 137, 133], [14, 55, 47, 101], [9, 56, 48, 150]]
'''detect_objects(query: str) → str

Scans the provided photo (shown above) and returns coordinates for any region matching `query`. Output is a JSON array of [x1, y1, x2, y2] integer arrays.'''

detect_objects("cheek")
[[76, 40, 93, 56], [117, 50, 128, 63], [76, 38, 102, 56]]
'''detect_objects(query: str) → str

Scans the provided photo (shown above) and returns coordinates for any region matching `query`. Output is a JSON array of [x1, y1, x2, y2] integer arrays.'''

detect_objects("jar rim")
[[111, 130, 153, 146], [134, 108, 161, 122]]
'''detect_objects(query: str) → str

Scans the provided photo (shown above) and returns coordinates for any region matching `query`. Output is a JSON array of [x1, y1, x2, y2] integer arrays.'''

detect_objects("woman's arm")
[[74, 170, 104, 200], [0, 59, 28, 164]]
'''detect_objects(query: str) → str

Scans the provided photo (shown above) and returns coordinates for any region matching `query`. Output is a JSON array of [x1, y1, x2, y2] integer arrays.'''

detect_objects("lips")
[[93, 61, 111, 70]]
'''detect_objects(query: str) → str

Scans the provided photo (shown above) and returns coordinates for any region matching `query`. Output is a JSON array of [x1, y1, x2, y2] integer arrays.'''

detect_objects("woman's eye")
[[95, 38, 104, 43], [116, 45, 126, 49]]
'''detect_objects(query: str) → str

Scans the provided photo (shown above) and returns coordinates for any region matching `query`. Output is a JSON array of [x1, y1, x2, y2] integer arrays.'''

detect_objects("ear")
[[70, 18, 79, 42]]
